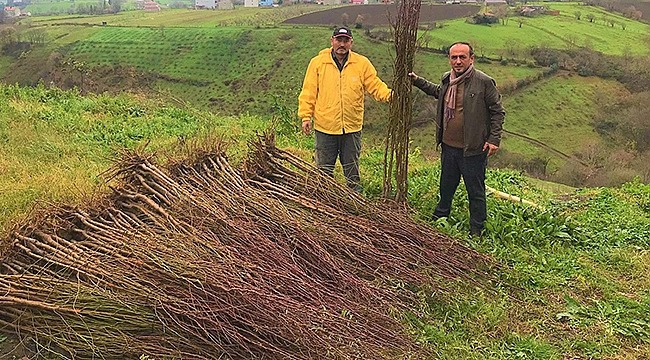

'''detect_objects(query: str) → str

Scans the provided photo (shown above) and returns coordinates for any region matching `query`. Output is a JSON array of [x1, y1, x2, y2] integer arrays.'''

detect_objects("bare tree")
[[505, 39, 522, 59], [492, 5, 510, 25], [25, 29, 47, 45], [341, 12, 349, 27], [624, 5, 636, 18], [109, 0, 124, 13], [0, 27, 17, 45], [354, 14, 364, 29]]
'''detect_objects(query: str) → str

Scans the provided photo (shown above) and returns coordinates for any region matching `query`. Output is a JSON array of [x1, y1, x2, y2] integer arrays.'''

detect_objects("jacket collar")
[[319, 48, 357, 65]]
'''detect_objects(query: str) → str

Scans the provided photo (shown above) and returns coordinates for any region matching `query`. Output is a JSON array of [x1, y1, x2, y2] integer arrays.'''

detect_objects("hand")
[[408, 72, 418, 81], [302, 119, 312, 135], [483, 142, 499, 156]]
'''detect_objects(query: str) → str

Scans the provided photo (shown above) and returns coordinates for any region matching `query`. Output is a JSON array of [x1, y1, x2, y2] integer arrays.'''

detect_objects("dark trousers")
[[314, 130, 362, 191], [434, 144, 487, 231]]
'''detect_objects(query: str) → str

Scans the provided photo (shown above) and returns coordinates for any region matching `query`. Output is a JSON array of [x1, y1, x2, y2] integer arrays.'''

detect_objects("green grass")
[[500, 73, 629, 165], [0, 84, 273, 233], [24, 0, 107, 16], [1, 83, 650, 359], [417, 2, 650, 58]]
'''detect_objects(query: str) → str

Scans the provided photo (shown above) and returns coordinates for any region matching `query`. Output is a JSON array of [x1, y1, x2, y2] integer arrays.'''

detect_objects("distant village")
[[0, 0, 559, 18], [193, 0, 519, 9]]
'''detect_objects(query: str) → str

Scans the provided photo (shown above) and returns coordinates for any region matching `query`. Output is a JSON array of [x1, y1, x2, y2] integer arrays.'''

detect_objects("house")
[[484, 0, 506, 4], [351, 0, 363, 4], [518, 5, 545, 16], [321, 0, 341, 4], [195, 0, 217, 8], [244, 0, 258, 6], [3, 6, 20, 17], [259, 0, 273, 6], [219, 0, 234, 9], [143, 1, 161, 11]]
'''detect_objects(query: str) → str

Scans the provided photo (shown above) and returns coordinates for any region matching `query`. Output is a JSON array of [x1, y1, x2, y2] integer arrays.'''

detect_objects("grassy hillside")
[[1, 3, 649, 188], [0, 84, 288, 233], [501, 73, 629, 163], [1, 83, 650, 359], [1, 21, 543, 116], [418, 2, 650, 58]]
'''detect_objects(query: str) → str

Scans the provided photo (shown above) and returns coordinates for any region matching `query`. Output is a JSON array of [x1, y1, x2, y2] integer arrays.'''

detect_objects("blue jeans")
[[314, 130, 362, 191], [434, 144, 487, 232]]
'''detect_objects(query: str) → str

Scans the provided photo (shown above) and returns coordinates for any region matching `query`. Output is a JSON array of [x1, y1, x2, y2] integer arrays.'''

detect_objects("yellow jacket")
[[298, 48, 391, 135]]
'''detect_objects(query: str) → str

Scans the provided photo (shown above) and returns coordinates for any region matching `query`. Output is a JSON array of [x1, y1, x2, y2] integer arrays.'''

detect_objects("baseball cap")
[[332, 26, 353, 39]]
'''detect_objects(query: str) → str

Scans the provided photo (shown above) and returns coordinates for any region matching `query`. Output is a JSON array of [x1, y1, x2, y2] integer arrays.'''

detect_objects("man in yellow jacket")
[[298, 26, 391, 192]]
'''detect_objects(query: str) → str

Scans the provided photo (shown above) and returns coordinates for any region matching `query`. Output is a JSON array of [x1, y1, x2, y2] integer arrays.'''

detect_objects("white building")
[[195, 0, 217, 8], [244, 0, 258, 7]]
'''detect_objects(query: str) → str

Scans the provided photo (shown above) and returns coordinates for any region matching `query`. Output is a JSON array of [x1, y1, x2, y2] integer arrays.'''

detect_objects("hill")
[[2, 3, 648, 188], [1, 83, 650, 359]]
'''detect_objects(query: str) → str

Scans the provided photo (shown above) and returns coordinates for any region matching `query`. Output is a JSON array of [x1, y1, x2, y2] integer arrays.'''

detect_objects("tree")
[[586, 13, 595, 22], [354, 14, 364, 29], [504, 39, 522, 59], [623, 5, 636, 18], [341, 12, 349, 26], [63, 58, 90, 93], [109, 0, 124, 13], [0, 27, 17, 45], [25, 29, 47, 45], [574, 10, 581, 20], [492, 5, 510, 25]]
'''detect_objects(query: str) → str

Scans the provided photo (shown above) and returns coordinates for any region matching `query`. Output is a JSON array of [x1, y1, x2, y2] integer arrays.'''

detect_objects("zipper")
[[340, 63, 345, 134]]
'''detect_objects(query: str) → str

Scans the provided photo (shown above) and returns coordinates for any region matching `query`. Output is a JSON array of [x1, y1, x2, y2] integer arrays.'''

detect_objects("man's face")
[[331, 36, 353, 56], [448, 43, 474, 76]]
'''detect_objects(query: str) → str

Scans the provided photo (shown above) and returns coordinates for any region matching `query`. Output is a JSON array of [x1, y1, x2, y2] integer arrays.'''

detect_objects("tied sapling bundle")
[[383, 0, 421, 203]]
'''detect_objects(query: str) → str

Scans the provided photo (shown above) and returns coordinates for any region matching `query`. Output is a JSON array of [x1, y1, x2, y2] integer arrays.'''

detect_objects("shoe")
[[469, 227, 482, 237]]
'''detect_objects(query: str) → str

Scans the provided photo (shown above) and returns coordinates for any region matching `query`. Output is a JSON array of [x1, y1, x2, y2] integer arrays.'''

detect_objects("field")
[[3, 2, 646, 188], [2, 1, 650, 357], [414, 3, 650, 58], [1, 83, 650, 359], [34, 25, 541, 116], [500, 73, 630, 169], [32, 4, 333, 27], [283, 3, 479, 25]]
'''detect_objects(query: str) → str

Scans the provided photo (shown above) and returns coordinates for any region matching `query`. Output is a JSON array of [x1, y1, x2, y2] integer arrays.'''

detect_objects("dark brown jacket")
[[413, 69, 505, 157]]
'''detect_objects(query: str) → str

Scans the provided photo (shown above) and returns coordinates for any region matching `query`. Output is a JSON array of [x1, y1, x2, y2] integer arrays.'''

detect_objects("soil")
[[283, 4, 480, 26]]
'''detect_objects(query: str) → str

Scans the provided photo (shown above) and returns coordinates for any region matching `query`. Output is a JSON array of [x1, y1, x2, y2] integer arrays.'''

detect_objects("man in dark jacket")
[[408, 41, 505, 237]]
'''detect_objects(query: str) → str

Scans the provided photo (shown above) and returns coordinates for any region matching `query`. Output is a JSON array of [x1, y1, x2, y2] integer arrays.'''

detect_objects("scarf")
[[444, 65, 474, 126]]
